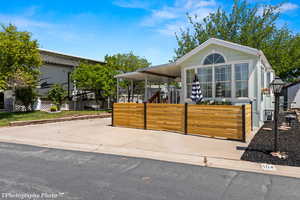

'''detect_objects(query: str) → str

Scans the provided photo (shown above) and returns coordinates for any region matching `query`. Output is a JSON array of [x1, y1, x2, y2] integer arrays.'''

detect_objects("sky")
[[0, 0, 299, 65]]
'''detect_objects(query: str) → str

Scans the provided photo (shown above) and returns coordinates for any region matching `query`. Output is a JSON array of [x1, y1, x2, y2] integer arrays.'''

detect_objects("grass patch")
[[0, 110, 107, 127]]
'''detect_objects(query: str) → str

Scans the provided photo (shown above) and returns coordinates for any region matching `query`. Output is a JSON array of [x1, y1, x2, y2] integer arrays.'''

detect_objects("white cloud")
[[141, 0, 217, 36], [278, 3, 299, 13], [113, 0, 151, 9], [0, 14, 52, 29], [257, 2, 299, 16]]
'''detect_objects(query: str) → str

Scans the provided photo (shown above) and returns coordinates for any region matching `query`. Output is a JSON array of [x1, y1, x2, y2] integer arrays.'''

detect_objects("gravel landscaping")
[[241, 110, 300, 167]]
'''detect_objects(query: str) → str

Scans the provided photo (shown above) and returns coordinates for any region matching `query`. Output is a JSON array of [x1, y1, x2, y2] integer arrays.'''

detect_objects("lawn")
[[0, 110, 107, 127]]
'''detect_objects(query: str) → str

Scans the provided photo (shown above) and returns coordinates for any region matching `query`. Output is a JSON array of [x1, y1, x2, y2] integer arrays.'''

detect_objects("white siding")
[[288, 83, 300, 108], [38, 64, 74, 96]]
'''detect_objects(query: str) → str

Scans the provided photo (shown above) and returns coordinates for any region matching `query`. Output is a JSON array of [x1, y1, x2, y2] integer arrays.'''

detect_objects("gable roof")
[[175, 38, 273, 71], [114, 38, 274, 80], [39, 49, 105, 67], [284, 79, 300, 88]]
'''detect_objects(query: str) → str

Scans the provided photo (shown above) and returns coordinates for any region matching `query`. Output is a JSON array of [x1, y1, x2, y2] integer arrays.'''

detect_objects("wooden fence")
[[112, 103, 252, 142]]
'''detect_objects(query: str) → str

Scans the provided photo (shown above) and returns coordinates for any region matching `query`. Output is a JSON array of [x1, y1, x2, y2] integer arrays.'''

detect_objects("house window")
[[186, 69, 195, 98], [235, 63, 249, 97], [197, 67, 212, 97], [261, 68, 265, 88], [203, 53, 225, 65], [215, 65, 231, 98], [266, 72, 271, 88]]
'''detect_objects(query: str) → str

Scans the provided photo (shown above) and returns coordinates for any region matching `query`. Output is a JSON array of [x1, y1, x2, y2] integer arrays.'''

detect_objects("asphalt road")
[[0, 143, 299, 200]]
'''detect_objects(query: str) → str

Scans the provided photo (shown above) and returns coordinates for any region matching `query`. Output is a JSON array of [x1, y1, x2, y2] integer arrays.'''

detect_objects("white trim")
[[39, 48, 104, 64], [176, 38, 260, 66], [200, 50, 228, 65], [184, 59, 252, 101]]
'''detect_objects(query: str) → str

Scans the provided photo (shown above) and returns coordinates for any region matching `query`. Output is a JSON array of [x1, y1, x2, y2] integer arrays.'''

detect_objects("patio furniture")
[[264, 109, 274, 121], [285, 114, 297, 127]]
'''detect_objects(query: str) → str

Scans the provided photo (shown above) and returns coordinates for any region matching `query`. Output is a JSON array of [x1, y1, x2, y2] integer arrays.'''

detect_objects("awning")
[[114, 62, 181, 81]]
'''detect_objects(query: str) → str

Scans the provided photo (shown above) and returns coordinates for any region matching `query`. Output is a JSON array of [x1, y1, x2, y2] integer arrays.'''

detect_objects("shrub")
[[48, 84, 67, 111], [50, 105, 58, 112], [196, 100, 232, 105], [15, 87, 37, 112]]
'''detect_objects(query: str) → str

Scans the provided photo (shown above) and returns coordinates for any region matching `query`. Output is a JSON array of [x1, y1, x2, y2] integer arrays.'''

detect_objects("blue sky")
[[0, 0, 299, 65]]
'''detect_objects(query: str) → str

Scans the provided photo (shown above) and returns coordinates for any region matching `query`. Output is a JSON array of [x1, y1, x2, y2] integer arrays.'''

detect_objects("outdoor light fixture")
[[269, 76, 286, 159], [270, 76, 285, 95]]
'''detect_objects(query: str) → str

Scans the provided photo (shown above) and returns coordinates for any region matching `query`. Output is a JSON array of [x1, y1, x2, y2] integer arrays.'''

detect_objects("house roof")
[[175, 38, 273, 70], [115, 38, 274, 80], [39, 49, 105, 67], [284, 79, 300, 88]]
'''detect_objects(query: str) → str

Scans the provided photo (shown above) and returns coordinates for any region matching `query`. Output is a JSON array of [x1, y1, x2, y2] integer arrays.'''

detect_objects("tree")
[[174, 0, 300, 80], [15, 87, 37, 112], [71, 63, 117, 105], [0, 24, 42, 89], [105, 52, 151, 102], [48, 84, 67, 110]]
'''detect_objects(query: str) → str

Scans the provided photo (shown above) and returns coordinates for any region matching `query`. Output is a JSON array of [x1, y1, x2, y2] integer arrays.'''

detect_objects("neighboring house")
[[116, 38, 276, 130], [1, 49, 105, 112], [283, 79, 300, 110]]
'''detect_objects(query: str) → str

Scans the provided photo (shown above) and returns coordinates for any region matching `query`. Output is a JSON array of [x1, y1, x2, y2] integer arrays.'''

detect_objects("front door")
[[0, 92, 4, 109]]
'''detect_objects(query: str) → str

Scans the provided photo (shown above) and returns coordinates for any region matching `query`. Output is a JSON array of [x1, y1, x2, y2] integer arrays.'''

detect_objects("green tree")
[[71, 63, 117, 105], [174, 0, 300, 80], [15, 87, 37, 112], [0, 24, 42, 89], [105, 52, 151, 102], [48, 84, 67, 110]]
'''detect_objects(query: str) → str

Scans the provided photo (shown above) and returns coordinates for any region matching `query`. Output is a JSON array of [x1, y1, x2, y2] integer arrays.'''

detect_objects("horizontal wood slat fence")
[[112, 103, 252, 142]]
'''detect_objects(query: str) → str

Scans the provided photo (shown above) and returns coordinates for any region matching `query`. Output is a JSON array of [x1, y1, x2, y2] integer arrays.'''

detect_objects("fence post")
[[184, 103, 188, 135], [242, 105, 246, 143], [111, 102, 114, 127], [144, 102, 147, 130], [250, 101, 253, 131]]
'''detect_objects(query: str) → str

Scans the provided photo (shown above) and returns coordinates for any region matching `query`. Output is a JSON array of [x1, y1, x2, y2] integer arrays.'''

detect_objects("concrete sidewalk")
[[0, 118, 299, 178]]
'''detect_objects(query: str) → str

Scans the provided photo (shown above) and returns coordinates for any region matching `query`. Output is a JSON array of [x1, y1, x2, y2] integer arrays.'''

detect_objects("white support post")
[[131, 80, 134, 102], [117, 78, 119, 103], [144, 76, 148, 102], [167, 79, 170, 103]]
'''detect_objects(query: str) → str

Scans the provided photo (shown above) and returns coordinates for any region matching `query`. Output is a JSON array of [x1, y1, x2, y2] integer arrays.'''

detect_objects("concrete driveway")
[[0, 118, 247, 161]]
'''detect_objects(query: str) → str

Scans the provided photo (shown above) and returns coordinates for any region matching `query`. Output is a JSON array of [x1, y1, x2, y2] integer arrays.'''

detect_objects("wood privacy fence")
[[112, 103, 252, 142]]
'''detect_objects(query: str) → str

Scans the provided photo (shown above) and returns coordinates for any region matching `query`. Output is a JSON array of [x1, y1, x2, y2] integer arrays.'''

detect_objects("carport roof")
[[114, 71, 174, 81], [114, 62, 180, 81]]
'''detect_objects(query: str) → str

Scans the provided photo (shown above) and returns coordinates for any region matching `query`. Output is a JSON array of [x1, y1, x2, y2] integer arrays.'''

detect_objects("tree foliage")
[[105, 52, 151, 102], [15, 87, 37, 112], [71, 63, 117, 103], [48, 84, 67, 110], [0, 24, 42, 89], [174, 0, 300, 80]]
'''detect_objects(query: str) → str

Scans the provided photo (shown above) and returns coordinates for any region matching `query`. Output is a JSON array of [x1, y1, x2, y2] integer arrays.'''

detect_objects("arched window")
[[203, 53, 225, 65]]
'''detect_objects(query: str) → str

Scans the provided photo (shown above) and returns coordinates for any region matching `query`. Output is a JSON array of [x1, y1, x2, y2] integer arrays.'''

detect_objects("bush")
[[50, 105, 58, 112], [196, 100, 232, 105], [15, 87, 37, 112], [48, 84, 67, 111]]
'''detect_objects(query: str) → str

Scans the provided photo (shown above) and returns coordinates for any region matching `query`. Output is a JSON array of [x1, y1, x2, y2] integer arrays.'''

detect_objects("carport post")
[[144, 76, 148, 102], [167, 79, 170, 103], [131, 80, 134, 102], [116, 78, 119, 103]]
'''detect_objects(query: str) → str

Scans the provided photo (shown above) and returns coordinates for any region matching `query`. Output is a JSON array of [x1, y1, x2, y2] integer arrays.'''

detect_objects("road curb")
[[0, 137, 299, 178], [8, 114, 111, 127]]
